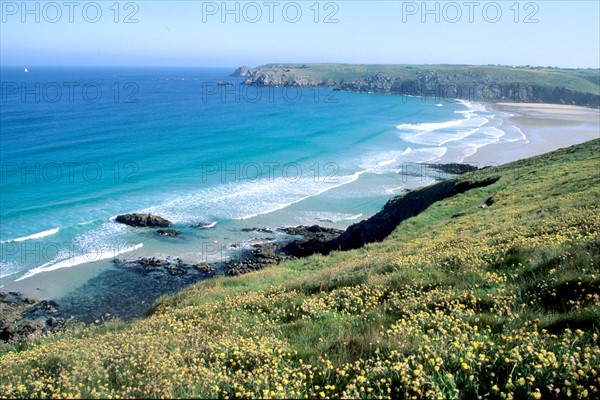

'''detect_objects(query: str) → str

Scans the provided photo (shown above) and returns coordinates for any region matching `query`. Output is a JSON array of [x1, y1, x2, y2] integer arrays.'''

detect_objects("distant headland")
[[232, 63, 600, 108]]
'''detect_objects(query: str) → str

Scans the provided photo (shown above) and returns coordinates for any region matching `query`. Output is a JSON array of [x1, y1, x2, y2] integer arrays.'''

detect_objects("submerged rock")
[[156, 229, 181, 237], [241, 227, 274, 233], [193, 222, 217, 229], [115, 213, 172, 228]]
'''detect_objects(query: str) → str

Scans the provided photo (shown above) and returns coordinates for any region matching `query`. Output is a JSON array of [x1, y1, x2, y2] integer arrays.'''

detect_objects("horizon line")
[[2, 63, 599, 70]]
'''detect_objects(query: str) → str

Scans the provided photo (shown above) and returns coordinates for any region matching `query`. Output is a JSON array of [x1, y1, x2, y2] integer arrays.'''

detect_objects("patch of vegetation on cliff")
[[1, 140, 599, 399]]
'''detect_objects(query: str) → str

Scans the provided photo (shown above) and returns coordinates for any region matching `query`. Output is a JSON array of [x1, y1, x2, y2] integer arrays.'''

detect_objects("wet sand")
[[465, 103, 599, 165]]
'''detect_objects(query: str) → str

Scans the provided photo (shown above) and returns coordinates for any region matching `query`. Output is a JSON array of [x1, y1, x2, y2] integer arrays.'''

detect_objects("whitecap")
[[235, 171, 368, 220], [1, 228, 60, 243], [397, 119, 464, 132]]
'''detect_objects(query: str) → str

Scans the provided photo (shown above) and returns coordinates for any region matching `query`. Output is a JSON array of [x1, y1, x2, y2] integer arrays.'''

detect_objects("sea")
[[0, 67, 527, 306]]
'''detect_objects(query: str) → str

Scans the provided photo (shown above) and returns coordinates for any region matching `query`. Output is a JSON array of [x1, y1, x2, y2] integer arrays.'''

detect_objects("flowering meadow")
[[1, 140, 599, 399]]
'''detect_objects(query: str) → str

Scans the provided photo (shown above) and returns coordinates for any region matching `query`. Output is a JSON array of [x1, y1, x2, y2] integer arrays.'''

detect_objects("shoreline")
[[465, 102, 599, 165], [2, 100, 598, 325], [0, 226, 340, 329]]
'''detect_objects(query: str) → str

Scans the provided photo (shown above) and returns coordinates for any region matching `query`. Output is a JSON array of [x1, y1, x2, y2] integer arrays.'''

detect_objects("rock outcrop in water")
[[115, 213, 172, 228], [156, 229, 181, 237]]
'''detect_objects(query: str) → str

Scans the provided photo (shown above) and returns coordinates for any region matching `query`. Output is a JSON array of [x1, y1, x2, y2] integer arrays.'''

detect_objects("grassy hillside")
[[254, 64, 600, 96], [1, 140, 599, 399]]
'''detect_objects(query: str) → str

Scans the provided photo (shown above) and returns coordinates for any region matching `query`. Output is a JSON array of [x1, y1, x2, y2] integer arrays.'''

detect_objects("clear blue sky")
[[1, 0, 599, 68]]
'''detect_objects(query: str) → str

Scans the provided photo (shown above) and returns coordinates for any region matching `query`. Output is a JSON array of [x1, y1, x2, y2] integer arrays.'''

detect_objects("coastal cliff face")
[[240, 64, 600, 107]]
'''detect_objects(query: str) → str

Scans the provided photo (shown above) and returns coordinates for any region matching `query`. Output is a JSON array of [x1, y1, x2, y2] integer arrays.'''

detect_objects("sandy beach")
[[1, 259, 114, 301], [465, 103, 599, 165]]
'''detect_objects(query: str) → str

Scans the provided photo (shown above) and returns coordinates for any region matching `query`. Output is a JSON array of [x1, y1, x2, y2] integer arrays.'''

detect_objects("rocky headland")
[[237, 64, 600, 108]]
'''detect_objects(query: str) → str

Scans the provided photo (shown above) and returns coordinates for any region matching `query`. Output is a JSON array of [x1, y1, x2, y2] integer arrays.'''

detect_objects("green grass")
[[1, 139, 599, 399]]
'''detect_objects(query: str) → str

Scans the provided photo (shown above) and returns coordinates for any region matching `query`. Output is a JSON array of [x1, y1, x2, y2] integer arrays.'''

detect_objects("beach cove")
[[1, 68, 599, 323]]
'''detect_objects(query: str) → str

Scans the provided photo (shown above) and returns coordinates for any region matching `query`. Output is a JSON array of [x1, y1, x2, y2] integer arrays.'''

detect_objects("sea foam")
[[14, 243, 143, 282], [1, 228, 60, 243]]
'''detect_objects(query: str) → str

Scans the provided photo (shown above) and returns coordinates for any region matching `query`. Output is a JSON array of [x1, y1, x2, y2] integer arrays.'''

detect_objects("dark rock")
[[139, 257, 166, 267], [483, 194, 496, 206], [115, 213, 172, 228], [241, 227, 274, 233], [112, 256, 216, 279], [156, 229, 181, 237], [25, 300, 59, 319], [279, 225, 344, 237], [166, 266, 185, 276], [226, 243, 289, 276], [192, 263, 214, 273], [279, 225, 344, 258], [252, 243, 278, 260], [193, 222, 217, 229], [47, 317, 58, 327], [3, 320, 45, 342]]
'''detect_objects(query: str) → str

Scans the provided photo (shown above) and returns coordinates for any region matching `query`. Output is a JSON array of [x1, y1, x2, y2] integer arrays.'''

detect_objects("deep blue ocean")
[[0, 67, 520, 287]]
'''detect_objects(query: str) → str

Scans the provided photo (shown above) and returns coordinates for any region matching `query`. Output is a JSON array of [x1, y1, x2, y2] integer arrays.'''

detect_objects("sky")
[[1, 0, 599, 68]]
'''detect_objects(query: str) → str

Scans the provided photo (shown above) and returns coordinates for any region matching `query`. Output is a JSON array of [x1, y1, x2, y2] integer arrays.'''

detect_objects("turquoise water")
[[0, 67, 522, 286]]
